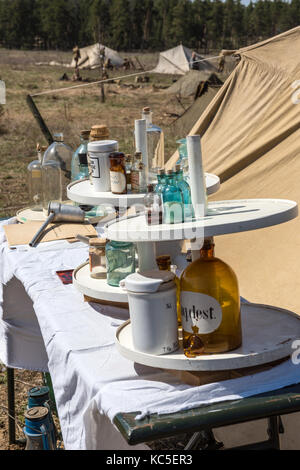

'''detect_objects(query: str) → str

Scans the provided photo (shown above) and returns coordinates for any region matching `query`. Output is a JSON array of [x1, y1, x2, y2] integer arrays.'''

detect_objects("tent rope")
[[31, 55, 221, 98]]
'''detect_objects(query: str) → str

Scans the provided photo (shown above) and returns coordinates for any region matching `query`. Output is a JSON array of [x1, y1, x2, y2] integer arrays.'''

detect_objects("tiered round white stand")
[[72, 195, 299, 371], [116, 303, 300, 371]]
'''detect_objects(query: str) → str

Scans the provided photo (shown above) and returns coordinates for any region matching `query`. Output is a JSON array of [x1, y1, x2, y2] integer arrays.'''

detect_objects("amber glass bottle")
[[180, 237, 242, 356]]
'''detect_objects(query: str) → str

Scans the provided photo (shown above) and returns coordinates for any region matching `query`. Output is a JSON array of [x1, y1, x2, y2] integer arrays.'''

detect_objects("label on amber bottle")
[[110, 171, 126, 193], [180, 291, 222, 334]]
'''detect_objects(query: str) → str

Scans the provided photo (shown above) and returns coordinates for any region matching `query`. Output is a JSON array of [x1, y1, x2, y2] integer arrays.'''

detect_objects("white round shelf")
[[105, 198, 298, 242], [67, 179, 146, 206], [116, 303, 300, 371], [67, 173, 220, 206], [16, 207, 47, 223], [73, 261, 128, 303]]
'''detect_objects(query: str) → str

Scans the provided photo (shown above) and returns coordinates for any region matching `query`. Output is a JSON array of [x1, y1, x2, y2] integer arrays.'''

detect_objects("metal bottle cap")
[[25, 406, 49, 421]]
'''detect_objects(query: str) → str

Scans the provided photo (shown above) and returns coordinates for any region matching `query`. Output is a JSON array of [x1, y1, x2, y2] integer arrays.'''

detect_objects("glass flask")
[[105, 241, 136, 287], [71, 130, 90, 181], [41, 133, 73, 212], [161, 170, 184, 224], [180, 237, 242, 356], [174, 164, 193, 221], [144, 184, 163, 225], [27, 144, 45, 211], [142, 107, 164, 183]]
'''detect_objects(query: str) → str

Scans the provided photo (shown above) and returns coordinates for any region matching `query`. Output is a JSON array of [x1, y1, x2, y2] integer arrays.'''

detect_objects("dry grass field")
[[0, 49, 193, 218], [0, 48, 195, 450]]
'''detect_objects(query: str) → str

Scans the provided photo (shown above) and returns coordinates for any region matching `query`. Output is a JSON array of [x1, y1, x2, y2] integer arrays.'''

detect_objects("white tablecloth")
[[1, 219, 300, 450]]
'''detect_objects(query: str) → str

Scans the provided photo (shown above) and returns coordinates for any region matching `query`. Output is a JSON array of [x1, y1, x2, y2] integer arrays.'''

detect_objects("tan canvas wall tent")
[[70, 43, 124, 69], [166, 27, 300, 314], [152, 44, 216, 75]]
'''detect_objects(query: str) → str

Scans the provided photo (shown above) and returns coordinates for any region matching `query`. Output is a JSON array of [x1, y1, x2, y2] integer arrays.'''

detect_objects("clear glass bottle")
[[142, 107, 164, 183], [144, 184, 163, 225], [89, 238, 107, 279], [137, 162, 147, 193], [27, 144, 44, 211], [162, 170, 184, 224], [71, 130, 90, 181], [105, 241, 136, 287], [176, 138, 189, 182], [41, 133, 73, 212], [180, 237, 242, 357], [174, 164, 193, 221], [131, 151, 142, 193], [125, 154, 132, 192]]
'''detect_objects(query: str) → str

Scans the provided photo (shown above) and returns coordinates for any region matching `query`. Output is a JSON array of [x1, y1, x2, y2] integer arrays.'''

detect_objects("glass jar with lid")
[[89, 238, 107, 279], [105, 240, 136, 287]]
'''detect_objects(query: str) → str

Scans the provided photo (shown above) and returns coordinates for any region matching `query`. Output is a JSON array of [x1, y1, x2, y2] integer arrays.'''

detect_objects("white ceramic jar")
[[122, 270, 179, 355], [87, 140, 118, 192]]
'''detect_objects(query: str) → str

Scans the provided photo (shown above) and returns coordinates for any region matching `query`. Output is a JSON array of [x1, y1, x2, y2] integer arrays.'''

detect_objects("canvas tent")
[[152, 45, 216, 75], [70, 43, 124, 69], [166, 26, 300, 314], [166, 70, 223, 98]]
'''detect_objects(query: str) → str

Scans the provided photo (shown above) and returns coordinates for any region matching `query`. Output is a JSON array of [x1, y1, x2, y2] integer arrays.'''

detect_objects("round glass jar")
[[89, 238, 107, 279]]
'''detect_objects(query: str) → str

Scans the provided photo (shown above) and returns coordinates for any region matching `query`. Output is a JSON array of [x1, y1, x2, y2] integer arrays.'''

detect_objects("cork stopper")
[[156, 254, 171, 271], [89, 238, 107, 246], [157, 168, 165, 175], [143, 107, 151, 114], [80, 129, 91, 138], [90, 124, 109, 141], [125, 154, 132, 162], [134, 151, 142, 160]]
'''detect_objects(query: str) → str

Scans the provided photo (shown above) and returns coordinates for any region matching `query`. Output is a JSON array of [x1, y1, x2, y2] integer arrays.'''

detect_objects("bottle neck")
[[199, 238, 215, 259]]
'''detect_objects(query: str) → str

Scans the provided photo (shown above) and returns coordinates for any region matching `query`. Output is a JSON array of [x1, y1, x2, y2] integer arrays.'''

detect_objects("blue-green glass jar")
[[75, 153, 90, 180], [105, 241, 136, 287], [162, 170, 184, 224], [71, 130, 90, 181], [175, 164, 193, 221], [155, 168, 166, 195]]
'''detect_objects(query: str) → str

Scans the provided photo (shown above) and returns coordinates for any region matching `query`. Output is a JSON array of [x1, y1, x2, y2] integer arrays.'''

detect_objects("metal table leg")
[[7, 368, 16, 445]]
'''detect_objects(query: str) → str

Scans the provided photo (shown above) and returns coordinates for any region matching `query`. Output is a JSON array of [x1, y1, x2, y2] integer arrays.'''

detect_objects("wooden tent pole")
[[26, 94, 53, 145]]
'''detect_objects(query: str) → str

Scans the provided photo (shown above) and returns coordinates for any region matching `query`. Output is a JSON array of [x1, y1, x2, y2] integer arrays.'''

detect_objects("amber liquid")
[[180, 240, 242, 356]]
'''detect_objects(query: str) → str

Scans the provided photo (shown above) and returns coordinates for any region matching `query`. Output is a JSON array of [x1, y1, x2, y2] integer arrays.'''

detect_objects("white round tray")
[[105, 198, 298, 242], [67, 173, 220, 206], [67, 179, 146, 206], [73, 261, 128, 303], [16, 207, 47, 223], [116, 303, 300, 371]]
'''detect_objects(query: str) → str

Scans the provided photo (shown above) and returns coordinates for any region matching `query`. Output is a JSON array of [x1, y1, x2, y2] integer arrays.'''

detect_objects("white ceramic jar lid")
[[87, 140, 118, 153], [122, 270, 175, 293]]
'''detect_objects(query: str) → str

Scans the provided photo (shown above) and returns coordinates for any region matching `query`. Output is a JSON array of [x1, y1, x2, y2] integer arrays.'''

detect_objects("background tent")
[[166, 70, 223, 98], [152, 45, 216, 75], [166, 26, 300, 314], [70, 43, 124, 69]]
